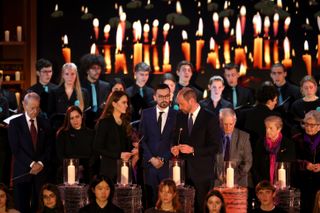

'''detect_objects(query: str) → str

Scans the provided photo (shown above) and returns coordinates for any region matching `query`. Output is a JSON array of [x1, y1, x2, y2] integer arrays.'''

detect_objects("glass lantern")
[[63, 158, 79, 185], [224, 161, 236, 188], [117, 159, 132, 186], [169, 158, 185, 186], [275, 162, 290, 190]]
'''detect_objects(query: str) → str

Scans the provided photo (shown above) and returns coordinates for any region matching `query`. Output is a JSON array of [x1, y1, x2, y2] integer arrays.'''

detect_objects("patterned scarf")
[[264, 132, 283, 184]]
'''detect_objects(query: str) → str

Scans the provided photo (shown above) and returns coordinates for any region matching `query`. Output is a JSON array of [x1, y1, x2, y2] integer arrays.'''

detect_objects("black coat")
[[79, 201, 124, 213], [199, 98, 233, 116], [222, 85, 255, 108]]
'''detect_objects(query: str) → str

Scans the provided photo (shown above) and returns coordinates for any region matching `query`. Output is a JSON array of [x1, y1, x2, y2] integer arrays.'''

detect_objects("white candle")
[[67, 161, 76, 185], [173, 163, 181, 185], [17, 26, 22, 42], [4, 30, 10, 42], [226, 165, 234, 188], [120, 162, 129, 185], [278, 164, 286, 189], [15, 71, 20, 81], [5, 75, 10, 81]]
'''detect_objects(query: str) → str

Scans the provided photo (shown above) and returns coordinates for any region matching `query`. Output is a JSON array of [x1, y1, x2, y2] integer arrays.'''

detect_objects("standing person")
[[8, 92, 52, 213], [171, 87, 222, 212], [161, 73, 178, 110], [204, 190, 226, 213], [37, 183, 65, 213], [79, 54, 111, 129], [0, 183, 19, 213], [140, 84, 177, 207], [27, 58, 57, 117], [94, 91, 138, 182], [126, 62, 155, 121]]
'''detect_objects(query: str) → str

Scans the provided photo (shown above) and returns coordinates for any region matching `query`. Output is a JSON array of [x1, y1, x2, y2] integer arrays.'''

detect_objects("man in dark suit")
[[140, 83, 177, 207], [222, 63, 255, 109], [171, 87, 222, 212], [79, 54, 111, 128], [126, 62, 155, 122], [8, 92, 52, 213]]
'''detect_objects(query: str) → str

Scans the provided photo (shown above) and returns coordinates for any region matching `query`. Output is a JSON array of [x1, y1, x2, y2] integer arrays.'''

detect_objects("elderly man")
[[216, 108, 252, 187]]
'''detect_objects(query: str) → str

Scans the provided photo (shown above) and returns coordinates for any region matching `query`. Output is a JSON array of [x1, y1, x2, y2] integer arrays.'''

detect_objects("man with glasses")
[[140, 83, 177, 207]]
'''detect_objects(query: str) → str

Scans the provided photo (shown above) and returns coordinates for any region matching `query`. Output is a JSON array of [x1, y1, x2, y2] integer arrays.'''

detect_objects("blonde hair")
[[59, 63, 84, 111]]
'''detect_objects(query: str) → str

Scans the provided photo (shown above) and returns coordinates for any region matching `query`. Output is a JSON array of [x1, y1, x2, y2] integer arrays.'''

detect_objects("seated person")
[[37, 183, 65, 213], [0, 183, 19, 213], [204, 189, 227, 213]]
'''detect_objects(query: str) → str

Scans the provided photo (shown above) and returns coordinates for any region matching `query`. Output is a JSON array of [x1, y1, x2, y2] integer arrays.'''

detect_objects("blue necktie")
[[224, 136, 230, 161], [188, 113, 193, 135], [277, 88, 283, 105], [43, 85, 49, 93], [91, 84, 98, 112], [232, 87, 237, 108], [139, 87, 144, 98]]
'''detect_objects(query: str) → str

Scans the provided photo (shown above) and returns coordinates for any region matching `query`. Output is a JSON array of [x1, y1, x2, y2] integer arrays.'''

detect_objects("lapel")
[[230, 129, 239, 157], [151, 107, 161, 135], [21, 114, 35, 152], [162, 109, 173, 135], [190, 108, 203, 137]]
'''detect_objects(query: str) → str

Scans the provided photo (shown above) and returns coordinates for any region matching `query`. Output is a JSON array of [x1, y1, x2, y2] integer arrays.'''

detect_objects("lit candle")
[[284, 17, 291, 34], [196, 18, 205, 71], [90, 43, 98, 55], [5, 75, 10, 81], [176, 0, 182, 14], [240, 6, 246, 35], [277, 0, 283, 8], [162, 41, 171, 72], [302, 40, 312, 76], [120, 161, 129, 185], [207, 37, 220, 69], [133, 21, 143, 68], [235, 18, 247, 67], [15, 71, 20, 81], [223, 17, 230, 35], [281, 37, 292, 69], [263, 17, 271, 69], [181, 30, 191, 62], [253, 13, 263, 69], [163, 23, 170, 42], [15, 92, 20, 107], [226, 162, 234, 188], [173, 161, 181, 185], [263, 16, 270, 37], [93, 18, 99, 40], [212, 12, 219, 34], [4, 30, 10, 42], [152, 19, 159, 44], [143, 23, 150, 43], [223, 17, 230, 64], [16, 26, 22, 42], [273, 13, 279, 38], [273, 40, 279, 63], [153, 45, 160, 72], [104, 45, 112, 74], [103, 24, 110, 42], [67, 160, 76, 185], [278, 163, 286, 189], [239, 64, 247, 76], [115, 24, 128, 74], [62, 35, 71, 63], [120, 12, 126, 42]]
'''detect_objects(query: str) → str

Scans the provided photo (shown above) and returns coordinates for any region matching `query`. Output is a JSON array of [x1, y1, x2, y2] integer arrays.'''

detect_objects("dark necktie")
[[30, 119, 38, 150], [224, 136, 230, 161], [188, 113, 193, 135], [158, 111, 164, 133]]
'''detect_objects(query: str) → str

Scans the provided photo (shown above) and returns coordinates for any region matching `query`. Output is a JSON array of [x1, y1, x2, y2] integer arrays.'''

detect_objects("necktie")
[[30, 119, 37, 150], [277, 87, 283, 105], [224, 136, 230, 161], [188, 113, 193, 135], [43, 85, 49, 93], [139, 87, 144, 98], [232, 87, 237, 108], [158, 111, 164, 133], [91, 84, 98, 112]]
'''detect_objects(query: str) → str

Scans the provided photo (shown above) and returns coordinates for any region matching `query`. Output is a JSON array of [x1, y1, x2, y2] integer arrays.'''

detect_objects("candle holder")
[[117, 159, 132, 186], [275, 162, 290, 190], [169, 158, 185, 186], [63, 158, 79, 186], [224, 161, 236, 188]]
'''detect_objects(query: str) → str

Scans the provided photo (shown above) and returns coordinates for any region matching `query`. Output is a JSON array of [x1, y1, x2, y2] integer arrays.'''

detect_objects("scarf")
[[264, 132, 282, 184], [304, 132, 320, 153]]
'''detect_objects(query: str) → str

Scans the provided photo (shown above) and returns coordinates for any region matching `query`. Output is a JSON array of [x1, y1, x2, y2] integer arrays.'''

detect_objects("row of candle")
[[2, 26, 23, 42]]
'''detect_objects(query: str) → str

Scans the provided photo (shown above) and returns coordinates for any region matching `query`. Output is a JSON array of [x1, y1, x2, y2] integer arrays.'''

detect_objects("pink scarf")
[[264, 133, 282, 184]]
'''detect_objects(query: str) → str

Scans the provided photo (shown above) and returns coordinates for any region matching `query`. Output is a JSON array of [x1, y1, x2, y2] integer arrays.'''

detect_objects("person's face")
[[87, 64, 102, 82], [43, 189, 57, 209], [94, 181, 110, 203], [265, 121, 281, 141], [176, 65, 192, 84], [159, 185, 175, 206], [209, 80, 224, 98], [154, 88, 170, 109], [23, 98, 40, 119], [112, 83, 125, 92], [224, 68, 239, 87], [221, 115, 236, 135], [257, 189, 275, 207], [176, 95, 192, 114], [0, 189, 6, 209], [270, 67, 287, 87], [163, 79, 176, 94], [135, 71, 149, 86], [267, 96, 278, 110], [63, 68, 77, 86], [112, 95, 128, 114], [70, 110, 82, 130], [207, 195, 222, 213], [302, 81, 317, 98], [304, 117, 320, 136], [37, 66, 53, 85]]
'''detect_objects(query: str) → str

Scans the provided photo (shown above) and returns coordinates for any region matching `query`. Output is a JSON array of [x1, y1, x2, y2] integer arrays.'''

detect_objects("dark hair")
[[255, 180, 276, 193], [79, 54, 106, 77], [155, 179, 180, 211], [56, 105, 84, 137], [224, 63, 239, 72], [36, 58, 52, 71], [110, 77, 126, 91], [271, 63, 286, 73], [38, 183, 65, 213], [134, 62, 151, 73], [0, 183, 14, 211], [256, 81, 279, 104], [204, 190, 226, 213], [161, 73, 176, 83], [88, 175, 115, 203], [154, 83, 170, 93], [176, 60, 193, 71], [177, 87, 197, 102]]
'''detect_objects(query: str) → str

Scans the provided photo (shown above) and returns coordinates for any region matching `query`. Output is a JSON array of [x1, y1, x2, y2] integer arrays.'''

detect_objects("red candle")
[[234, 18, 247, 67], [143, 23, 150, 43], [253, 13, 263, 69], [115, 24, 127, 74], [273, 13, 279, 38], [152, 45, 160, 72], [163, 23, 170, 42], [181, 30, 191, 62], [162, 41, 171, 72], [213, 12, 219, 34], [196, 18, 205, 71], [302, 40, 312, 75], [273, 40, 279, 63], [284, 17, 291, 34], [281, 37, 292, 69], [133, 21, 142, 68], [103, 24, 110, 42], [104, 45, 112, 74], [152, 19, 159, 44], [207, 37, 220, 69], [240, 6, 246, 35], [62, 35, 71, 63], [93, 18, 99, 40]]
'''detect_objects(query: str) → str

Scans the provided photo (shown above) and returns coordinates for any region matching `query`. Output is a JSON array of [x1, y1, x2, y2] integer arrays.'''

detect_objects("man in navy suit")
[[8, 92, 52, 213], [140, 83, 177, 207], [171, 87, 222, 212]]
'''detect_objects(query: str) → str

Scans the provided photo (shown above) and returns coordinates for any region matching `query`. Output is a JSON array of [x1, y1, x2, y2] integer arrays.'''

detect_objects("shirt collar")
[[190, 104, 201, 119], [156, 106, 169, 114]]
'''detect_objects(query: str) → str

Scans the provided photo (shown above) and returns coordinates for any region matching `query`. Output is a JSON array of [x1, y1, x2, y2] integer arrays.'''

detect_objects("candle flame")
[[317, 16, 320, 31], [264, 16, 270, 28], [134, 20, 142, 41], [143, 23, 150, 32], [223, 17, 230, 34], [196, 18, 203, 37], [153, 19, 159, 27], [120, 12, 126, 21], [163, 23, 170, 32], [176, 1, 182, 14], [90, 43, 96, 54], [104, 24, 111, 33], [240, 5, 246, 16], [273, 13, 279, 22], [203, 89, 208, 99], [84, 7, 88, 14], [239, 64, 247, 76], [277, 0, 282, 8], [116, 24, 123, 52], [63, 35, 68, 45], [209, 37, 215, 50], [224, 1, 228, 9], [254, 13, 262, 35], [236, 18, 242, 46], [55, 4, 58, 11], [283, 37, 290, 59], [118, 5, 123, 17], [182, 30, 188, 40], [164, 41, 170, 64], [304, 40, 309, 51], [284, 17, 291, 28], [93, 18, 99, 27], [213, 12, 219, 22]]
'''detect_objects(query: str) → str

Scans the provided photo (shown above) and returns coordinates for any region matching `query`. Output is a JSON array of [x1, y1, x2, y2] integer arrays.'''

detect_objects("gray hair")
[[219, 108, 237, 120], [23, 92, 40, 104], [304, 110, 320, 124], [264, 115, 283, 129]]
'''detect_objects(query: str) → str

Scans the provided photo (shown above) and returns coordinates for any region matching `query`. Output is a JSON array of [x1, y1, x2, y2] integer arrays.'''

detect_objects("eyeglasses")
[[301, 122, 320, 128], [271, 72, 285, 75], [40, 70, 52, 74], [43, 194, 56, 200], [157, 94, 170, 99]]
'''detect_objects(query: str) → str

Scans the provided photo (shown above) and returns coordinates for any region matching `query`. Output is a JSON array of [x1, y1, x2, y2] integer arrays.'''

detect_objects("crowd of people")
[[0, 55, 320, 213]]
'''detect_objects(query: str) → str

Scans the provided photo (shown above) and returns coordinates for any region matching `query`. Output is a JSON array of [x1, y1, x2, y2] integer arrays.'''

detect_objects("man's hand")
[[178, 144, 194, 154], [30, 162, 43, 175], [120, 152, 132, 161], [171, 146, 180, 156], [149, 157, 163, 169]]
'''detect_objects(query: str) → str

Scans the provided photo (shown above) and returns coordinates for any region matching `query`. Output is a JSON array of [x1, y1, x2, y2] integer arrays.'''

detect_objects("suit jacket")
[[199, 98, 233, 116], [140, 107, 177, 168], [173, 108, 222, 181], [222, 85, 255, 108], [173, 83, 203, 103], [8, 114, 52, 183], [82, 79, 111, 110]]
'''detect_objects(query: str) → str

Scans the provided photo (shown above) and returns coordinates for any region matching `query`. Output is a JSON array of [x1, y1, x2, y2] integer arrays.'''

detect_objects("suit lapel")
[[230, 129, 239, 158], [21, 115, 35, 152]]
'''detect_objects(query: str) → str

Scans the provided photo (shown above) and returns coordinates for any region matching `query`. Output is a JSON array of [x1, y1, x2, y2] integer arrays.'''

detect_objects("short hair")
[[271, 63, 286, 72], [256, 81, 279, 104], [161, 73, 176, 83], [36, 58, 52, 71], [209, 75, 224, 85], [264, 115, 283, 129], [134, 62, 151, 73], [23, 92, 40, 104], [300, 75, 317, 88], [219, 108, 237, 120], [177, 87, 197, 102], [176, 60, 194, 71], [255, 180, 276, 194], [224, 63, 239, 72], [154, 83, 170, 93], [304, 110, 320, 124]]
